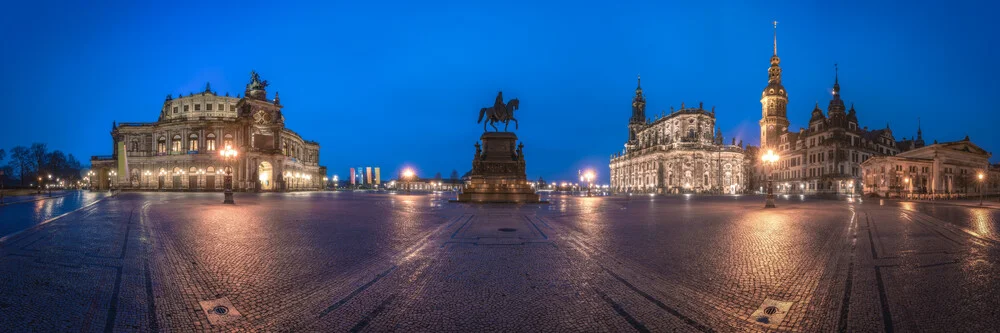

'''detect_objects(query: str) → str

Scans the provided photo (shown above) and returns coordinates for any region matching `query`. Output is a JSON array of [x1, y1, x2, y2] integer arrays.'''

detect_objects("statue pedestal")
[[456, 132, 543, 203]]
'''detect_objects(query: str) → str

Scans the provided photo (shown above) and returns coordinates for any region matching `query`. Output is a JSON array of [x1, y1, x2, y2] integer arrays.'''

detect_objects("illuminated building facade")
[[609, 76, 747, 194], [90, 71, 326, 191]]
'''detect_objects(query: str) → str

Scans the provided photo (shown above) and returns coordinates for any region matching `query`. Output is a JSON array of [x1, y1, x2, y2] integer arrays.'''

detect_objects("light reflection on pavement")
[[0, 190, 111, 239]]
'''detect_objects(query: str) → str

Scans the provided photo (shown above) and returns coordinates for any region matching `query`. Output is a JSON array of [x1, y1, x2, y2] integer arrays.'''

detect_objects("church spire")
[[630, 75, 646, 124], [767, 21, 782, 84], [833, 63, 840, 96], [773, 20, 778, 56]]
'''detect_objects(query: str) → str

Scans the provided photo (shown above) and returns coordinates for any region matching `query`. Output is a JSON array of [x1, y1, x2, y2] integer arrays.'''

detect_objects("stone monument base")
[[455, 132, 544, 204]]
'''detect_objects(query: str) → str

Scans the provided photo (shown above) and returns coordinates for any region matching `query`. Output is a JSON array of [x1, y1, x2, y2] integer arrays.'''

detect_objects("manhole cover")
[[498, 228, 517, 232], [213, 306, 229, 315], [764, 306, 777, 315]]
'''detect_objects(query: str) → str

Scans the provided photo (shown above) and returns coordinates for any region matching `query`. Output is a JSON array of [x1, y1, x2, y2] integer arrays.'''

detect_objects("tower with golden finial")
[[759, 20, 790, 149]]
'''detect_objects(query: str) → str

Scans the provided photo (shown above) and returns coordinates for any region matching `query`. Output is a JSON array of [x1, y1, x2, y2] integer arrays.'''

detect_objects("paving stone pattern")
[[1, 192, 999, 332]]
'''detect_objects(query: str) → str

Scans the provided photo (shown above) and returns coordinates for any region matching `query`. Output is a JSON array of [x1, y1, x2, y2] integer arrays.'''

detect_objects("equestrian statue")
[[477, 91, 520, 132]]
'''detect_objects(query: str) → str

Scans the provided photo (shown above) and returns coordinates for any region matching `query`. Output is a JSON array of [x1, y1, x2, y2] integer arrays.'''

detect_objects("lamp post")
[[403, 169, 414, 193], [979, 173, 985, 206], [761, 149, 779, 208], [220, 144, 238, 204], [904, 177, 910, 200], [87, 171, 94, 190], [143, 170, 151, 189], [47, 174, 53, 197], [584, 170, 595, 196], [333, 175, 339, 190]]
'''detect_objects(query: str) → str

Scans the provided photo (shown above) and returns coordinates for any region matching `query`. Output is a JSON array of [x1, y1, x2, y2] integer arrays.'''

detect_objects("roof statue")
[[246, 70, 269, 91], [477, 91, 521, 132]]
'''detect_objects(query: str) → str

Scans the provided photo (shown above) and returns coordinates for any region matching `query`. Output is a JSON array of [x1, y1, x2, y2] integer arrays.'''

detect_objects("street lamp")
[[979, 173, 985, 206], [107, 171, 117, 193], [87, 171, 95, 190], [220, 144, 238, 204], [904, 177, 910, 200], [332, 175, 339, 190], [761, 149, 779, 208], [583, 170, 595, 196], [143, 170, 151, 189], [403, 169, 414, 193]]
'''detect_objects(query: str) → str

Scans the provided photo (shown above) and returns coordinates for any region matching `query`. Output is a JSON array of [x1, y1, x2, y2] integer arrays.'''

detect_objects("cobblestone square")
[[2, 192, 999, 332]]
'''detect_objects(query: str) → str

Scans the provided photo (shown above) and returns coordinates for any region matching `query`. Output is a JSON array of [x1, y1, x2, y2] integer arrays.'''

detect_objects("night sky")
[[2, 1, 997, 183]]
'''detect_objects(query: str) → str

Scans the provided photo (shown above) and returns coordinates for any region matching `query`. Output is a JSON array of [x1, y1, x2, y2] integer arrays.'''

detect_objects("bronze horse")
[[478, 98, 519, 132]]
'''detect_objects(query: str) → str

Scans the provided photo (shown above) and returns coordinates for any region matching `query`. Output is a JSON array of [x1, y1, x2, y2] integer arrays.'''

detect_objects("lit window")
[[157, 137, 166, 153], [206, 133, 216, 151], [171, 135, 182, 152], [189, 134, 199, 151]]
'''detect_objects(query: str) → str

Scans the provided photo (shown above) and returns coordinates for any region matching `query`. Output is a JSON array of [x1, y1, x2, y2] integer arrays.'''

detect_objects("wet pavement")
[[0, 190, 111, 241], [1, 192, 999, 332]]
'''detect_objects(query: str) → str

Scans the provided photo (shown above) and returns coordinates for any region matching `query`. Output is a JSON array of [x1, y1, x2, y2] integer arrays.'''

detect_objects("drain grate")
[[751, 298, 793, 327], [498, 228, 517, 232], [199, 297, 242, 326]]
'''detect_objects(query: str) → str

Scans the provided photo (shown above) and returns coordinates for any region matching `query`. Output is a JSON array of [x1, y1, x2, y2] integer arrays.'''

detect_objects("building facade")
[[756, 27, 899, 195], [860, 138, 996, 198], [90, 71, 326, 191], [610, 77, 746, 194]]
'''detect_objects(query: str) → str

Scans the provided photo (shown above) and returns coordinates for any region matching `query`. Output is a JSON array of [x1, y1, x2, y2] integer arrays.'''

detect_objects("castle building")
[[756, 24, 899, 195], [90, 71, 326, 191], [610, 76, 746, 194]]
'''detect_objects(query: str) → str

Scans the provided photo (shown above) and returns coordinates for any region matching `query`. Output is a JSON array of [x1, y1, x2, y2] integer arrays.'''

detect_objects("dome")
[[809, 103, 826, 123], [761, 82, 787, 98]]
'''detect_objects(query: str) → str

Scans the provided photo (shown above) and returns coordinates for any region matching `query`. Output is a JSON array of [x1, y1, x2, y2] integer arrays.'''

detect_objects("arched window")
[[223, 134, 234, 149], [188, 133, 199, 151], [207, 166, 215, 173], [189, 167, 197, 173], [157, 137, 166, 153], [173, 167, 181, 174], [171, 135, 182, 152], [206, 133, 216, 151]]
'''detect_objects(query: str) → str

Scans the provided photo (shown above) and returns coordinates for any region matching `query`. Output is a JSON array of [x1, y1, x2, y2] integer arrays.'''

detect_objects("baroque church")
[[609, 76, 747, 194]]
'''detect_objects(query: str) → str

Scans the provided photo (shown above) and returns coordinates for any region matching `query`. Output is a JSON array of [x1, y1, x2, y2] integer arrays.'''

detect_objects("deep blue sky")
[[2, 0, 997, 183]]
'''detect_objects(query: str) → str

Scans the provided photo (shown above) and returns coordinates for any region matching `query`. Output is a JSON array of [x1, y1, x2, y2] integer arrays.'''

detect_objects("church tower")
[[759, 22, 790, 149], [628, 75, 646, 142]]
